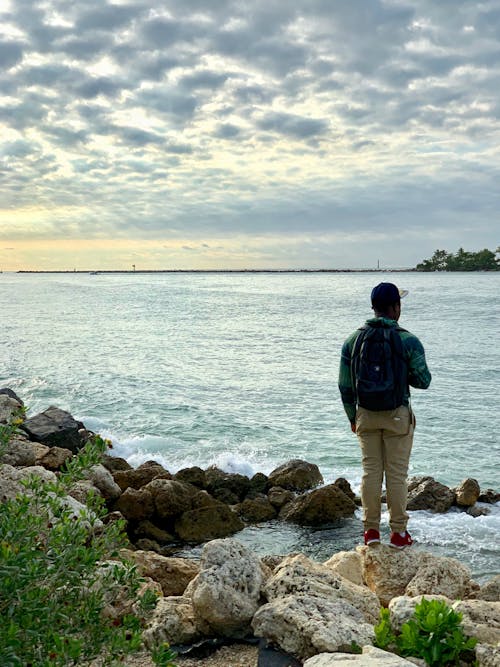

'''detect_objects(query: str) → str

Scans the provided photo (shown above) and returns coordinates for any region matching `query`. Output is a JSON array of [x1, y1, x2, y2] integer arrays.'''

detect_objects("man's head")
[[371, 282, 408, 321]]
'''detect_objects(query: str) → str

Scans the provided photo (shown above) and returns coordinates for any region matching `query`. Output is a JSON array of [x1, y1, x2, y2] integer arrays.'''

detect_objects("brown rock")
[[40, 446, 73, 471], [125, 549, 199, 596], [358, 544, 422, 606], [113, 462, 172, 492], [101, 454, 132, 473], [478, 488, 500, 504], [174, 466, 206, 488], [145, 478, 197, 520], [205, 467, 251, 503], [405, 552, 480, 599], [407, 477, 455, 513], [238, 495, 277, 522], [334, 477, 356, 501], [267, 486, 295, 508], [116, 487, 155, 521], [477, 574, 500, 601], [280, 484, 356, 525], [248, 472, 269, 497], [268, 459, 323, 492], [133, 520, 175, 545], [1, 435, 37, 467], [454, 478, 481, 506], [174, 505, 244, 543]]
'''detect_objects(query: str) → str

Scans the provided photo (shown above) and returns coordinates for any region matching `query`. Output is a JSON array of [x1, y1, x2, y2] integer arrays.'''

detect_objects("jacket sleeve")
[[338, 339, 356, 423], [406, 337, 432, 389]]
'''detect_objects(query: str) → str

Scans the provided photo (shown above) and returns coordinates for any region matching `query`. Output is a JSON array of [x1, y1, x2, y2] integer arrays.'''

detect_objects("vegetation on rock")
[[416, 246, 499, 271]]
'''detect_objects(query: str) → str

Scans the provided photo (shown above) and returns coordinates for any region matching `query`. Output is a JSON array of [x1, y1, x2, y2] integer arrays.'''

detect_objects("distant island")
[[416, 246, 499, 271]]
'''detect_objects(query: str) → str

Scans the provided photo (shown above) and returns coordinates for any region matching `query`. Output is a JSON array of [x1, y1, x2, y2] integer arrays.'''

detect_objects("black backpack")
[[351, 325, 408, 411]]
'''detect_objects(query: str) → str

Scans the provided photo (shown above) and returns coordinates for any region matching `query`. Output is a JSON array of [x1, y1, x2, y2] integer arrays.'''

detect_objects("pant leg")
[[356, 408, 384, 531], [382, 406, 414, 533]]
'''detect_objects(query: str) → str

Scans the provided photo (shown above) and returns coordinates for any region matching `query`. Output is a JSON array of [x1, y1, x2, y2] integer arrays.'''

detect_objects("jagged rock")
[[238, 494, 277, 522], [477, 574, 500, 601], [248, 472, 269, 497], [116, 487, 155, 521], [87, 464, 121, 500], [32, 442, 50, 463], [101, 454, 132, 473], [264, 553, 380, 624], [143, 596, 201, 647], [280, 484, 356, 525], [388, 594, 451, 632], [253, 594, 375, 661], [454, 478, 481, 506], [0, 394, 23, 423], [324, 550, 364, 587], [124, 549, 199, 596], [476, 643, 500, 667], [268, 459, 323, 492], [466, 505, 490, 517], [334, 477, 356, 501], [21, 407, 85, 452], [406, 477, 455, 513], [144, 478, 197, 520], [68, 479, 99, 504], [405, 552, 480, 599], [358, 544, 422, 606], [190, 538, 269, 638], [133, 520, 175, 545], [113, 461, 171, 492], [0, 388, 24, 405], [478, 489, 500, 504], [39, 446, 73, 470], [94, 560, 162, 620], [174, 504, 244, 543], [174, 466, 206, 488], [304, 646, 417, 665], [267, 486, 295, 508], [0, 464, 50, 501], [1, 435, 37, 467], [204, 467, 251, 504]]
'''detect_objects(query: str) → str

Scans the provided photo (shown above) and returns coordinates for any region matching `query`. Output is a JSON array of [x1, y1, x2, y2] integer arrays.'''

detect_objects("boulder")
[[101, 454, 132, 473], [268, 459, 323, 492], [477, 574, 500, 601], [478, 489, 500, 504], [132, 520, 175, 545], [1, 435, 37, 467], [174, 466, 206, 488], [466, 505, 490, 517], [21, 407, 84, 452], [304, 646, 417, 666], [87, 464, 121, 501], [358, 544, 422, 606], [124, 549, 199, 596], [204, 467, 251, 504], [406, 478, 455, 513], [113, 461, 171, 492], [116, 487, 155, 521], [174, 504, 244, 543], [238, 495, 277, 522], [476, 643, 500, 667], [143, 596, 201, 647], [144, 478, 197, 520], [334, 477, 356, 502], [268, 486, 295, 508], [0, 394, 23, 423], [280, 484, 356, 525], [32, 443, 50, 463], [68, 479, 100, 504], [264, 553, 380, 624], [0, 464, 58, 502], [388, 593, 451, 632], [454, 478, 481, 507], [405, 552, 479, 599], [252, 594, 374, 661], [190, 538, 269, 638], [324, 550, 364, 587], [248, 472, 269, 497], [39, 446, 73, 471], [0, 388, 24, 405]]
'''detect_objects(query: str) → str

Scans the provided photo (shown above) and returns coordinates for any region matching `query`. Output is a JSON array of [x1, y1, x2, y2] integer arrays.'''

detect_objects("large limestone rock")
[[1, 435, 37, 467], [478, 574, 500, 601], [143, 596, 200, 647], [0, 463, 57, 502], [405, 552, 479, 599], [304, 646, 417, 665], [21, 407, 85, 452], [358, 545, 422, 606], [124, 549, 199, 596], [454, 478, 481, 506], [252, 594, 375, 661], [406, 477, 455, 513], [39, 446, 73, 470], [87, 464, 121, 501], [268, 459, 324, 492], [0, 394, 23, 423], [476, 643, 500, 667], [174, 504, 244, 542], [190, 538, 269, 638], [324, 550, 364, 588], [264, 553, 380, 624], [280, 484, 356, 525], [113, 461, 171, 491]]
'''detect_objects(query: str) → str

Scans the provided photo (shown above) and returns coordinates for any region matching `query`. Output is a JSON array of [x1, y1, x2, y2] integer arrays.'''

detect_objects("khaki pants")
[[355, 405, 415, 533]]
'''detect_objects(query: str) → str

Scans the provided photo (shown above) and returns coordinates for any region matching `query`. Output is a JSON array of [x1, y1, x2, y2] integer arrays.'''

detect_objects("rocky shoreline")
[[1, 390, 499, 666]]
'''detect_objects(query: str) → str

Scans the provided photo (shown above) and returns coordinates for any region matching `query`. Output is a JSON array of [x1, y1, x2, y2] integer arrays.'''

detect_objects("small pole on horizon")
[[377, 259, 380, 270], [132, 264, 136, 272]]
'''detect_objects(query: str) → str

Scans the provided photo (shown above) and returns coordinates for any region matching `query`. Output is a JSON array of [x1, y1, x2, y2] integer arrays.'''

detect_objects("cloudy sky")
[[1, 0, 499, 271]]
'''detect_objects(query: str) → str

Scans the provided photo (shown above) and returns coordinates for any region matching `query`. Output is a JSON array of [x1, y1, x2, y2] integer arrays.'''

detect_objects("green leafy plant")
[[0, 425, 172, 666], [151, 642, 178, 667], [374, 598, 477, 666]]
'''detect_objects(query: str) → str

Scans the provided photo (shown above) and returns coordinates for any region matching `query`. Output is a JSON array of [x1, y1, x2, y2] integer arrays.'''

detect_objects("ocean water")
[[1, 271, 499, 581]]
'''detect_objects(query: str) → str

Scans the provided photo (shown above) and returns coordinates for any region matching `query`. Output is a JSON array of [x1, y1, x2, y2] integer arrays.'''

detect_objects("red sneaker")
[[390, 531, 413, 549], [364, 529, 381, 546]]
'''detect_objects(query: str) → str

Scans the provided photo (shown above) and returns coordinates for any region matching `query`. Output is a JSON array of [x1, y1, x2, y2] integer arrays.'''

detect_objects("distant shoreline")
[[15, 268, 415, 274]]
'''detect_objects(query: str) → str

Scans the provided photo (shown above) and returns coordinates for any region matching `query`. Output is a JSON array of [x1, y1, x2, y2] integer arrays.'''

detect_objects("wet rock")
[[21, 406, 85, 453], [466, 504, 490, 517], [133, 519, 175, 545], [238, 494, 277, 522], [204, 467, 251, 504], [0, 394, 23, 424], [174, 504, 244, 543], [145, 478, 197, 520], [248, 472, 269, 497], [101, 454, 132, 473], [116, 487, 155, 521], [406, 477, 455, 513], [124, 549, 199, 596], [454, 478, 481, 507], [268, 459, 323, 492], [0, 388, 24, 405], [267, 486, 295, 508], [280, 484, 356, 525], [113, 461, 171, 492], [174, 466, 206, 488], [334, 477, 356, 501], [478, 488, 500, 504], [39, 446, 73, 470], [477, 574, 500, 601]]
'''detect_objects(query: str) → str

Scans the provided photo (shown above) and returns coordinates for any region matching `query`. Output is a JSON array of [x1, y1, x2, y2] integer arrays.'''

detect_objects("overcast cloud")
[[1, 0, 499, 269]]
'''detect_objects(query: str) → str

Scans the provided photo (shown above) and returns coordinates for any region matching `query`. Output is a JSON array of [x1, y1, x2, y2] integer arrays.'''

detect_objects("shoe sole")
[[389, 542, 412, 549], [366, 539, 381, 546]]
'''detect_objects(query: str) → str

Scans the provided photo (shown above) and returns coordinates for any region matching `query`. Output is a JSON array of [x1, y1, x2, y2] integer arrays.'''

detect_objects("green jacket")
[[339, 317, 431, 424]]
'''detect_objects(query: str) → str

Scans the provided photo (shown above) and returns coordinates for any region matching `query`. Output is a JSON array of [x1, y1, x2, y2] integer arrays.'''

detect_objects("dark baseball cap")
[[371, 282, 409, 307]]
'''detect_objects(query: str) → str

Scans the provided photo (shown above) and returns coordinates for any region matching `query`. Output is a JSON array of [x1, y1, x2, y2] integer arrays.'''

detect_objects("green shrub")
[[0, 420, 174, 667], [374, 598, 477, 666]]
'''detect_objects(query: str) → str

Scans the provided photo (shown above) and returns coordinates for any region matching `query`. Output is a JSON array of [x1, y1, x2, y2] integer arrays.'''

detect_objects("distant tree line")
[[416, 246, 499, 271]]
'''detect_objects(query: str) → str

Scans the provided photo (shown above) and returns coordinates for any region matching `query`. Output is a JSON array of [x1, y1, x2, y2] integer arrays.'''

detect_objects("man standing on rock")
[[338, 282, 431, 549]]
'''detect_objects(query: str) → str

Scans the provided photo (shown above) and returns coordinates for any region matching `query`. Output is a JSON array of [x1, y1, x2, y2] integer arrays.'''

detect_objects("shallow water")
[[1, 271, 499, 580]]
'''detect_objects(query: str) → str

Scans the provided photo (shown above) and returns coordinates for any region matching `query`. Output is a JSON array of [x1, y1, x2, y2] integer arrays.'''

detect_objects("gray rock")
[[304, 646, 417, 665], [267, 486, 295, 508], [143, 596, 200, 647], [21, 407, 84, 453], [405, 552, 479, 599], [0, 394, 23, 424], [87, 464, 121, 500], [0, 388, 24, 405], [268, 459, 323, 492], [1, 435, 37, 467], [477, 574, 500, 601]]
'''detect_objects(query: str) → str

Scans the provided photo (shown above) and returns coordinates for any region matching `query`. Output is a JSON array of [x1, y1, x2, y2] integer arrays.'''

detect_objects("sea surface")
[[1, 271, 499, 581]]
